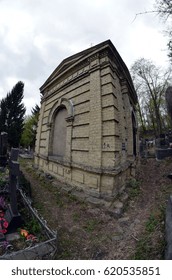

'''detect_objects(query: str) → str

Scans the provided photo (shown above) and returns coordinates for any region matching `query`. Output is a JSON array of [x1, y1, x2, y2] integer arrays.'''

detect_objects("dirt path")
[[20, 158, 172, 259]]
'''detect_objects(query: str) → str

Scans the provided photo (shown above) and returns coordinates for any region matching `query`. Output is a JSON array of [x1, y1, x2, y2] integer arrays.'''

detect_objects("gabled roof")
[[40, 40, 110, 91], [40, 39, 137, 103]]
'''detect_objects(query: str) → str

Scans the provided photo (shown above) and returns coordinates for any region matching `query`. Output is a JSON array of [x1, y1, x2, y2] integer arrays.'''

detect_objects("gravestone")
[[139, 139, 147, 158], [168, 130, 172, 148], [4, 148, 22, 232], [0, 132, 8, 167], [159, 134, 167, 147]]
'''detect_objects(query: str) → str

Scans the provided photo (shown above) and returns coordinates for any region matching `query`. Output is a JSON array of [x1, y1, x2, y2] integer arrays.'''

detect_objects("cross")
[[4, 148, 22, 232]]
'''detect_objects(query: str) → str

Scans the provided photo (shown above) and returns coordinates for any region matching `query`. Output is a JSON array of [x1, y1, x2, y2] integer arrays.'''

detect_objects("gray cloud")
[[0, 0, 169, 114]]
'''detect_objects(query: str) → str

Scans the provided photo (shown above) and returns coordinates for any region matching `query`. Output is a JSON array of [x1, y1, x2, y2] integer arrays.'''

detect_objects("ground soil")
[[20, 156, 172, 260]]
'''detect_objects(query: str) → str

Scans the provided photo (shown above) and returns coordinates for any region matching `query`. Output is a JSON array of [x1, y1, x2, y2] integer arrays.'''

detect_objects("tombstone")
[[159, 134, 166, 147], [4, 148, 22, 232], [139, 139, 146, 158], [168, 130, 172, 148], [0, 132, 8, 167]]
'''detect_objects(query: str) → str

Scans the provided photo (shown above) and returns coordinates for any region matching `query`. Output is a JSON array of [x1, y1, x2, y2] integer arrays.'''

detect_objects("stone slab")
[[6, 232, 20, 242]]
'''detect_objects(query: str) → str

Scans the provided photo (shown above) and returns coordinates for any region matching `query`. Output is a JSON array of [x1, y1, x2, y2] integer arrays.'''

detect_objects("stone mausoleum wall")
[[34, 40, 138, 201]]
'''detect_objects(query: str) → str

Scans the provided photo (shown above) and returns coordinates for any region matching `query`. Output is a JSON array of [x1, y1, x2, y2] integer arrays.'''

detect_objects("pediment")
[[48, 52, 86, 81], [40, 40, 137, 104], [40, 40, 112, 91]]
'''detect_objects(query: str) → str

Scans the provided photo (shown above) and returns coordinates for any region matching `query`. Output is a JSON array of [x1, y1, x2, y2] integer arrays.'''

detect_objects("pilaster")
[[65, 117, 74, 163], [88, 59, 102, 169], [35, 100, 46, 156]]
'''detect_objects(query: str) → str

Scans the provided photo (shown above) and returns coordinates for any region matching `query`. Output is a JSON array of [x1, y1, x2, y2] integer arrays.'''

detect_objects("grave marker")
[[4, 148, 22, 232], [0, 132, 8, 167]]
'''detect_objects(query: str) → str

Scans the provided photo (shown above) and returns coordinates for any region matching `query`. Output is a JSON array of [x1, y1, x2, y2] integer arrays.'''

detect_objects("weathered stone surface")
[[129, 219, 140, 230], [120, 192, 129, 202], [156, 148, 172, 160], [84, 188, 100, 198], [61, 185, 73, 193], [71, 190, 87, 201], [118, 216, 130, 225], [111, 234, 123, 241], [6, 232, 20, 242], [19, 154, 33, 159], [1, 242, 55, 260], [113, 207, 123, 218], [113, 201, 124, 209], [118, 185, 126, 194], [51, 181, 62, 190], [111, 226, 124, 241], [87, 207, 102, 215], [86, 197, 105, 207]]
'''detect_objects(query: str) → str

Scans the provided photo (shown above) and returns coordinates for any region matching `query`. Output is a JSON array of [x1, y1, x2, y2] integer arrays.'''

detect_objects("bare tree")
[[133, 1, 172, 61], [155, 0, 172, 59], [155, 0, 172, 19], [131, 58, 171, 136], [165, 86, 172, 126]]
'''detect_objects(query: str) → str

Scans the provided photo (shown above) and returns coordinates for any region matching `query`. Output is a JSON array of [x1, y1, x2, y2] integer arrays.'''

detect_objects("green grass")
[[72, 212, 80, 222], [126, 178, 141, 198], [25, 218, 42, 235], [145, 214, 159, 233], [84, 219, 100, 233], [133, 209, 166, 260], [18, 158, 170, 260]]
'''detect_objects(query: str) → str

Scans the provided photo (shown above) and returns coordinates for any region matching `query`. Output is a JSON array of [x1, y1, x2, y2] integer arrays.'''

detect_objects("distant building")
[[35, 40, 138, 201]]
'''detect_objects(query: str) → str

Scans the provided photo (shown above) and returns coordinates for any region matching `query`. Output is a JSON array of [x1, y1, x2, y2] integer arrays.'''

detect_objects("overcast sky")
[[0, 0, 170, 115]]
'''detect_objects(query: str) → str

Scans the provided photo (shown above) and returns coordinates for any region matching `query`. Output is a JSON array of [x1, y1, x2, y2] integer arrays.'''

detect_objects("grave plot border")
[[0, 188, 57, 260]]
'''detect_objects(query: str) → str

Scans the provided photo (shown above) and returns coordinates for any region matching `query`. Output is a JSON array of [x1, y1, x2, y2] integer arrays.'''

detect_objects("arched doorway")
[[52, 107, 67, 157]]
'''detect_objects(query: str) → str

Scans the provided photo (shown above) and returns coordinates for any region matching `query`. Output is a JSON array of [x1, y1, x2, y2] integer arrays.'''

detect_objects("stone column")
[[65, 117, 74, 164], [117, 79, 127, 164], [35, 100, 46, 157], [45, 124, 51, 157], [121, 81, 132, 158]]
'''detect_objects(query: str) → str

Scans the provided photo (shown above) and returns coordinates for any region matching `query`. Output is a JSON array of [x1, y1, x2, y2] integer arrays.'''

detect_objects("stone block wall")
[[35, 40, 138, 201]]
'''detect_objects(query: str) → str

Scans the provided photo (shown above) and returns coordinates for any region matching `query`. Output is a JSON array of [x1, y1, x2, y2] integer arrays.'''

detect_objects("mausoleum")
[[34, 40, 138, 201]]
